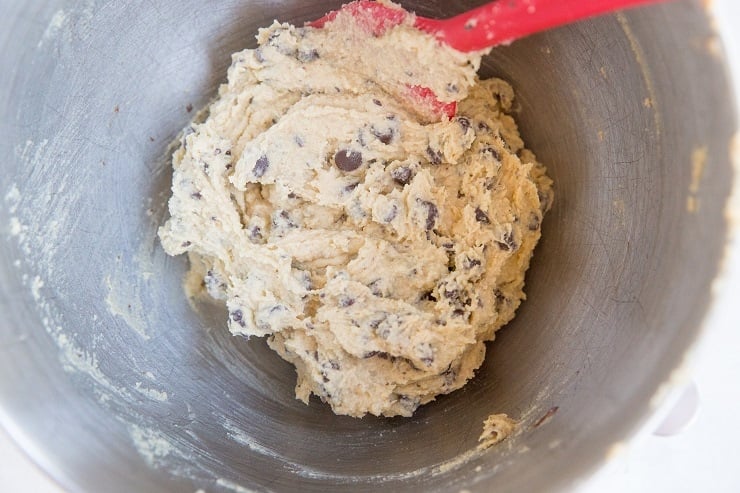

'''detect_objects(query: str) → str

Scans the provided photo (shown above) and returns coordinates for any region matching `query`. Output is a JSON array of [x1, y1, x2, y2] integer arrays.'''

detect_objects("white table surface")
[[2, 1, 739, 492]]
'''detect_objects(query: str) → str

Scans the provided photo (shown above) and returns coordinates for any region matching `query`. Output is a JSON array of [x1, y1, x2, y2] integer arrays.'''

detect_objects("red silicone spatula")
[[309, 0, 667, 118]]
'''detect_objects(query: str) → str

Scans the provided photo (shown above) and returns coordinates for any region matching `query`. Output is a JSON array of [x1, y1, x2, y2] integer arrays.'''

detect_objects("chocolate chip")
[[442, 283, 472, 316], [420, 200, 439, 230], [444, 288, 460, 301], [464, 257, 482, 269], [370, 315, 391, 339], [181, 126, 195, 149], [230, 309, 246, 327], [538, 190, 552, 212], [186, 104, 193, 113], [334, 149, 363, 172], [475, 207, 490, 224], [225, 150, 232, 156], [363, 351, 391, 360], [426, 146, 443, 165], [249, 226, 263, 241], [422, 290, 437, 302], [299, 272, 313, 291], [339, 296, 355, 307], [253, 155, 270, 178], [496, 231, 518, 251], [357, 131, 369, 148], [371, 127, 395, 145], [254, 47, 266, 63], [367, 279, 383, 296], [391, 166, 413, 186], [398, 394, 419, 407], [272, 210, 298, 230], [456, 116, 471, 132], [528, 212, 541, 231], [383, 204, 398, 223], [191, 191, 202, 200], [203, 269, 226, 293], [372, 98, 382, 106], [484, 177, 495, 190], [441, 365, 457, 385], [482, 147, 502, 161], [416, 342, 434, 366], [181, 241, 191, 248], [297, 49, 319, 62]]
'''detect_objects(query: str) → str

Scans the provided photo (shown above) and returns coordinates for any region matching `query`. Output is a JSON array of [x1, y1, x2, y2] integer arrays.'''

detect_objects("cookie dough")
[[159, 3, 553, 418], [478, 414, 518, 450]]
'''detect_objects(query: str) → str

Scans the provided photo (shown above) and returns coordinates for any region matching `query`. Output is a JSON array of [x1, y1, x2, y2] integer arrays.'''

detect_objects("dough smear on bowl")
[[159, 2, 553, 418]]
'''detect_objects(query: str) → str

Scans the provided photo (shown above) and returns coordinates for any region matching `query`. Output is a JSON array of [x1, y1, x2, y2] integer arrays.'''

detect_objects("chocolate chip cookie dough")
[[159, 3, 553, 418]]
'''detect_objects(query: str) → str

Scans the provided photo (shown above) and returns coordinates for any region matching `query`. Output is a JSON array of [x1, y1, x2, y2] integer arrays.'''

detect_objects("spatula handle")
[[415, 0, 669, 52]]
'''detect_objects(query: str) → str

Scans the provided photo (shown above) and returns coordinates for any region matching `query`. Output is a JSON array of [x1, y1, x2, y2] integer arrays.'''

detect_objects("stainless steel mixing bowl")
[[0, 1, 736, 492]]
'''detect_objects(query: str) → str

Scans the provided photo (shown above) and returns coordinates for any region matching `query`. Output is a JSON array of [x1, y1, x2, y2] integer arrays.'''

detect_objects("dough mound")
[[159, 6, 553, 418]]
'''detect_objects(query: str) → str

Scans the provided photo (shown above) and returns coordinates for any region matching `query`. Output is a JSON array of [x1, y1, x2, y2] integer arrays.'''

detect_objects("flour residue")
[[14, 139, 49, 167], [4, 138, 138, 402], [215, 478, 260, 493], [37, 1, 96, 49], [222, 413, 510, 482], [105, 274, 150, 340], [30, 276, 44, 302], [8, 139, 71, 269], [222, 421, 276, 458], [134, 382, 169, 402], [4, 184, 21, 212], [38, 10, 68, 48], [129, 424, 175, 467], [8, 217, 24, 237], [220, 420, 336, 480]]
